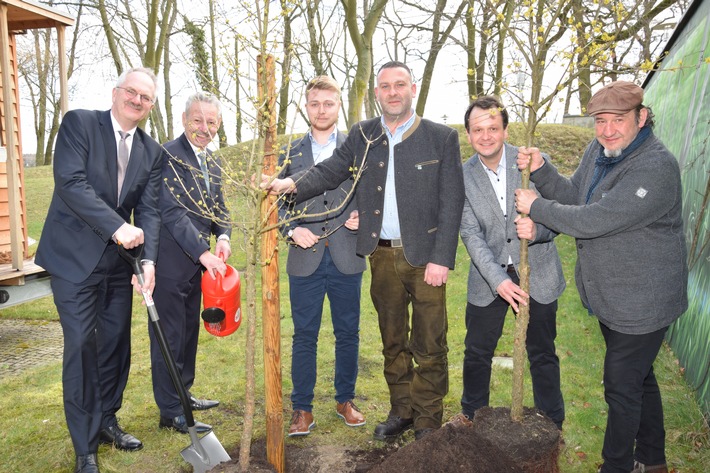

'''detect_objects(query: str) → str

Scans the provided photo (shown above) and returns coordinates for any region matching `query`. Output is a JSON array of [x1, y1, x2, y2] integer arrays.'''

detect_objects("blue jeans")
[[599, 322, 667, 473], [289, 247, 363, 412], [461, 280, 564, 427]]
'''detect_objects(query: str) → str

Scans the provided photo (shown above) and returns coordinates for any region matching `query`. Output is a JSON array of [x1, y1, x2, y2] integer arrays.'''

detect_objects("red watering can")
[[201, 264, 241, 337]]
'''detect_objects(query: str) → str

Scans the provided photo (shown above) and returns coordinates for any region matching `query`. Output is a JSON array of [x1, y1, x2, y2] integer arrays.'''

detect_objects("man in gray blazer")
[[265, 62, 464, 441], [278, 76, 366, 437], [454, 96, 565, 429], [516, 82, 687, 473]]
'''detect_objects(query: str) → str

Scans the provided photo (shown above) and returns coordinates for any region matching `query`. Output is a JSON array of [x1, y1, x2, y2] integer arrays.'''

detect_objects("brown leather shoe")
[[336, 400, 366, 427], [445, 412, 473, 428], [288, 410, 315, 437]]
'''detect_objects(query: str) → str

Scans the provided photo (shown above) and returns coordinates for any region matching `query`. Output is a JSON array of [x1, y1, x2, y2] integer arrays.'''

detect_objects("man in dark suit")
[[450, 96, 565, 429], [264, 62, 464, 441], [36, 67, 163, 473], [278, 76, 366, 437], [151, 92, 231, 434]]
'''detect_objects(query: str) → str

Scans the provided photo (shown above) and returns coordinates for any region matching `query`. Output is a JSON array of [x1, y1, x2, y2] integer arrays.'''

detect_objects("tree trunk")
[[341, 0, 388, 125], [238, 211, 259, 472]]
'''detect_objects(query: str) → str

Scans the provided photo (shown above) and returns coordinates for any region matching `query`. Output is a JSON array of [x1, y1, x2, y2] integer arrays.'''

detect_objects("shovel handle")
[[117, 243, 199, 430]]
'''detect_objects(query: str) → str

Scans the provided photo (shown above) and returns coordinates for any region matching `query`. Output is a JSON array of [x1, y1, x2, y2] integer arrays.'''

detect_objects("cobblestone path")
[[0, 319, 63, 378]]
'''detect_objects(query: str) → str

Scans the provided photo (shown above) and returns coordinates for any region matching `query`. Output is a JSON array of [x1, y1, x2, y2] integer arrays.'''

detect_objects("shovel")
[[118, 243, 231, 473]]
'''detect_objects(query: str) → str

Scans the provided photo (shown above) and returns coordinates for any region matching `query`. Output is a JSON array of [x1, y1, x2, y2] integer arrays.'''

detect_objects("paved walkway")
[[0, 319, 63, 379]]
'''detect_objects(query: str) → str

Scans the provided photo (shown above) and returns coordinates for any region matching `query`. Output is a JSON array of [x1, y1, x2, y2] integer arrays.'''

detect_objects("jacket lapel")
[[470, 157, 506, 227], [99, 111, 120, 205], [119, 130, 144, 202]]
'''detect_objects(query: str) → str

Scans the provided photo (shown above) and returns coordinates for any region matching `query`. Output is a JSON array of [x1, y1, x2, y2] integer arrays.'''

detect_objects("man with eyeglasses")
[[36, 67, 163, 473], [150, 91, 231, 434], [278, 76, 366, 437]]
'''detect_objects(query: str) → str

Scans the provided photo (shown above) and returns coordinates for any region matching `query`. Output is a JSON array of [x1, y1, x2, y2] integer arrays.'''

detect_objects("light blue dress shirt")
[[309, 128, 338, 165], [380, 111, 416, 239]]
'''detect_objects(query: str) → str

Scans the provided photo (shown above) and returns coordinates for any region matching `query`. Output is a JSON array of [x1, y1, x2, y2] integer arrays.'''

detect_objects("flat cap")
[[587, 81, 644, 116]]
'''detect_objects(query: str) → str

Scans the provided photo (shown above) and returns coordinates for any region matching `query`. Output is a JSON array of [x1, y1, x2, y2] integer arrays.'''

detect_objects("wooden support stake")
[[258, 54, 285, 473]]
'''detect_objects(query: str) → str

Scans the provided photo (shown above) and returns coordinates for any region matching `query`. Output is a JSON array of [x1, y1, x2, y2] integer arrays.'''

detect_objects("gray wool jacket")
[[529, 132, 688, 334], [292, 116, 464, 270]]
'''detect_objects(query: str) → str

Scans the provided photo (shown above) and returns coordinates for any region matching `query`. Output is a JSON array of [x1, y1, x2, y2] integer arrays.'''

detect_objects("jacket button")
[[383, 140, 387, 146], [377, 186, 383, 192], [322, 227, 326, 231], [371, 232, 378, 238], [379, 162, 385, 167], [578, 243, 583, 249], [507, 239, 512, 243], [324, 200, 328, 205], [374, 210, 381, 215], [501, 264, 506, 268]]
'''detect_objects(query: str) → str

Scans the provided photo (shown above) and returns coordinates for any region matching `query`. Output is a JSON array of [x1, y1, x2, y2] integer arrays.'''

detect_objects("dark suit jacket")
[[36, 109, 162, 283], [460, 143, 565, 306], [278, 132, 366, 277], [293, 116, 464, 269], [156, 133, 231, 280]]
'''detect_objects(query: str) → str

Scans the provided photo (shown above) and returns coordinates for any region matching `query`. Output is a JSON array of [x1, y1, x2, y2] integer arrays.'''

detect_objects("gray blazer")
[[278, 132, 366, 277], [460, 143, 565, 306]]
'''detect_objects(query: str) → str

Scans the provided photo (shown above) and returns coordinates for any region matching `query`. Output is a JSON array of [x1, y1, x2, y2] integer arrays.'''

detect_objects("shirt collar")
[[380, 110, 416, 137], [307, 126, 338, 146], [110, 112, 137, 137]]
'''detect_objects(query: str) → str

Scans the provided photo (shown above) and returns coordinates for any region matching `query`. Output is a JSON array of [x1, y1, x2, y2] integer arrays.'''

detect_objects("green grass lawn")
[[1, 131, 708, 472]]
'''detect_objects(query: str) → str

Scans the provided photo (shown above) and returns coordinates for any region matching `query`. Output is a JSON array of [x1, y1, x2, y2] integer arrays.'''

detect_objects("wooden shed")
[[0, 0, 72, 299]]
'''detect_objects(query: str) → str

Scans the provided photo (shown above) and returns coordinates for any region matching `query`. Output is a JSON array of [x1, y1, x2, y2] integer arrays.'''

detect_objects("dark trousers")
[[599, 322, 667, 473], [50, 245, 134, 455], [461, 288, 564, 427], [149, 268, 202, 417], [369, 246, 449, 430], [289, 247, 363, 411]]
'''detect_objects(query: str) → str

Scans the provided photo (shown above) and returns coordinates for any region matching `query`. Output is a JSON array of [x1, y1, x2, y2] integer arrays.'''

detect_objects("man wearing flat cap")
[[515, 81, 687, 473]]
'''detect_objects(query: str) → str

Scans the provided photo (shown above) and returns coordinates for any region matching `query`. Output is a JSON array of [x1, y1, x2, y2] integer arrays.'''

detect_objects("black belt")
[[506, 264, 516, 273], [378, 238, 403, 248]]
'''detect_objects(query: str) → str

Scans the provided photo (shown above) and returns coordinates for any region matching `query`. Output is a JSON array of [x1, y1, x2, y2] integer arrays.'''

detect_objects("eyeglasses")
[[116, 86, 155, 105]]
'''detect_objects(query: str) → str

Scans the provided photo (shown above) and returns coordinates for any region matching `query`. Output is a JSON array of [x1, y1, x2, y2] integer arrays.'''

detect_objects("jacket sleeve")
[[431, 126, 465, 268], [530, 153, 681, 239]]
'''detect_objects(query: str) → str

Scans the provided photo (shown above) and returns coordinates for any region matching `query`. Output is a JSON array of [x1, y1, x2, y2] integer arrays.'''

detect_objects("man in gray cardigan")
[[516, 81, 687, 473], [265, 61, 464, 441], [278, 76, 366, 437], [454, 96, 565, 429]]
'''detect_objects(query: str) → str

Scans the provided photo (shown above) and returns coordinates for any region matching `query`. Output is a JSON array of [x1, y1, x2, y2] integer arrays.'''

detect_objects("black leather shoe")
[[373, 415, 413, 440], [190, 395, 220, 411], [98, 423, 143, 451], [414, 428, 435, 440], [74, 453, 99, 473], [159, 414, 212, 434]]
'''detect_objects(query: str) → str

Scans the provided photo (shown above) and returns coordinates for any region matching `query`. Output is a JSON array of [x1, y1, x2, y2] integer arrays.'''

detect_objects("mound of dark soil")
[[209, 407, 560, 473]]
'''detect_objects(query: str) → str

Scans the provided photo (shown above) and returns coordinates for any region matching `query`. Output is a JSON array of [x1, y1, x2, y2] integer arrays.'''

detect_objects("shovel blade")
[[181, 431, 231, 473]]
